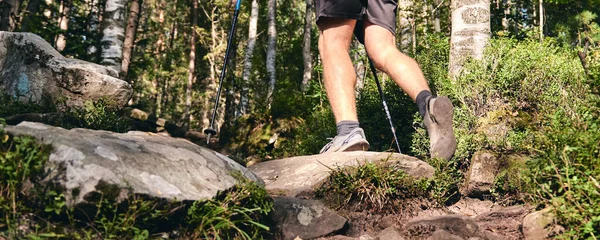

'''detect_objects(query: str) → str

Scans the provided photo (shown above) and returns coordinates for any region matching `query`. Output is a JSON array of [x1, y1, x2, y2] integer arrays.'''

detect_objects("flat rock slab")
[[271, 197, 347, 240], [3, 122, 261, 206], [249, 151, 435, 197]]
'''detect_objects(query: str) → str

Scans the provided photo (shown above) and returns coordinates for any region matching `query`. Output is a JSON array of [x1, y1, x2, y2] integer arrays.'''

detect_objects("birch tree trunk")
[[55, 0, 71, 52], [353, 39, 366, 97], [100, 0, 127, 74], [449, 0, 490, 78], [300, 0, 313, 92], [539, 0, 543, 41], [397, 0, 412, 52], [121, 0, 143, 80], [240, 0, 258, 116], [184, 0, 197, 130], [502, 0, 510, 31], [433, 0, 441, 32], [266, 0, 276, 106]]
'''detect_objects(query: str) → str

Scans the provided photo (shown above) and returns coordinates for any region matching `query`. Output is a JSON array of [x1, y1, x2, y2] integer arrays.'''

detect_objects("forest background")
[[0, 0, 600, 238]]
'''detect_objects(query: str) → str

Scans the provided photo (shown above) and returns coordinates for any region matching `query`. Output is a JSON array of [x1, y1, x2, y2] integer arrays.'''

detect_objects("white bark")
[[301, 0, 313, 92], [240, 0, 258, 115], [449, 0, 490, 78], [266, 0, 276, 105], [397, 0, 412, 53], [539, 0, 543, 41], [100, 0, 127, 73], [55, 0, 70, 51]]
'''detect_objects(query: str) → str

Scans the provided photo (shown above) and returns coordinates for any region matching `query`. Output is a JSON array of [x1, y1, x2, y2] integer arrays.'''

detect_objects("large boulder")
[[249, 151, 435, 197], [2, 121, 261, 206], [0, 31, 132, 108]]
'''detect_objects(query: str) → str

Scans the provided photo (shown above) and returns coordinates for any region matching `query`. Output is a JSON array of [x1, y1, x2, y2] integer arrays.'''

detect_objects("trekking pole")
[[204, 0, 242, 144], [368, 57, 402, 153]]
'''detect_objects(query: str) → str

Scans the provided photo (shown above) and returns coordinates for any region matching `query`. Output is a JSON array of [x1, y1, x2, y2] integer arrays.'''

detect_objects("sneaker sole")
[[339, 140, 370, 152], [431, 96, 454, 127], [429, 96, 457, 160]]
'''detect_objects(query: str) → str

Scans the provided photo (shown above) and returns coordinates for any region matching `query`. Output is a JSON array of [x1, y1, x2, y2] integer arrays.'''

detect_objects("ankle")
[[337, 120, 359, 136]]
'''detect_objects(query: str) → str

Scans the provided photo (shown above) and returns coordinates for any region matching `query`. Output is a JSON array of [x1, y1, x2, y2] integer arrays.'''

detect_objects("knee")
[[366, 43, 416, 73], [365, 43, 392, 71]]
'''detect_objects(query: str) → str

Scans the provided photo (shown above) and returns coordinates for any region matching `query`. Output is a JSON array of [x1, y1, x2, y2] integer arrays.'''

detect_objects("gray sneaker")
[[320, 127, 370, 153], [423, 96, 457, 160]]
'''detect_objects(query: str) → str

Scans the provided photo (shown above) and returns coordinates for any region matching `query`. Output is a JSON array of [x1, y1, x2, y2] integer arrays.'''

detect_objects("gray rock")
[[249, 151, 435, 197], [473, 206, 527, 240], [428, 229, 464, 240], [0, 31, 132, 108], [461, 150, 501, 197], [3, 122, 261, 206], [447, 197, 498, 216], [376, 227, 405, 240], [522, 208, 564, 240], [271, 197, 347, 240], [405, 215, 480, 239]]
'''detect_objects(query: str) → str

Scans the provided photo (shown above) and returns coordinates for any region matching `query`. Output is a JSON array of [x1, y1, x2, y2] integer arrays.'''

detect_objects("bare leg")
[[318, 18, 358, 123], [363, 20, 430, 101]]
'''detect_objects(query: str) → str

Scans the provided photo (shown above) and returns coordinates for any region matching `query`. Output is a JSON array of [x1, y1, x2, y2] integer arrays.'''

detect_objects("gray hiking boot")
[[320, 127, 370, 153], [423, 96, 457, 160]]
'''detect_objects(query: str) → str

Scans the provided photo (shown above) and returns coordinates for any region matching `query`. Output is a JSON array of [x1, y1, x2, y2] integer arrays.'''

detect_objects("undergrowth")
[[0, 123, 273, 239]]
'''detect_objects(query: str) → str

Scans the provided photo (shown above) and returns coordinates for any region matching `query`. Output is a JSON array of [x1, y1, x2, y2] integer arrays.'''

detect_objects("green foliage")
[[0, 129, 52, 238], [186, 175, 273, 239], [0, 94, 56, 118], [315, 161, 429, 212], [422, 36, 599, 236], [528, 107, 600, 238], [59, 98, 132, 133], [0, 127, 273, 239]]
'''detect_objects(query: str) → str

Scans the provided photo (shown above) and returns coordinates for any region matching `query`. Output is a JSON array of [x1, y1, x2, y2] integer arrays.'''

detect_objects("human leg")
[[363, 20, 456, 160], [317, 18, 370, 153]]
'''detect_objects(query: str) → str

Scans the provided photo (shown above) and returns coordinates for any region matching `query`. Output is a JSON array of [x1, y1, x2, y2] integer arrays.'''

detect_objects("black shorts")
[[315, 0, 398, 43]]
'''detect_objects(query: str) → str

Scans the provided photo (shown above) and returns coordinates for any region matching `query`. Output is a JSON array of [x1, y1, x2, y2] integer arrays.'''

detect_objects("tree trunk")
[[240, 0, 258, 116], [353, 39, 365, 97], [539, 0, 543, 41], [121, 0, 143, 80], [184, 0, 197, 130], [0, 0, 21, 31], [449, 0, 490, 78], [100, 0, 127, 74], [433, 0, 441, 32], [397, 0, 412, 52], [55, 0, 71, 52], [502, 0, 510, 32], [266, 0, 276, 106], [300, 0, 313, 92]]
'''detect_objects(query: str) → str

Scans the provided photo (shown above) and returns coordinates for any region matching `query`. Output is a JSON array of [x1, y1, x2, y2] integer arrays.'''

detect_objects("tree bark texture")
[[240, 0, 258, 115], [184, 0, 197, 130], [396, 0, 412, 53], [301, 0, 313, 92], [449, 0, 490, 78], [539, 0, 543, 41], [121, 0, 143, 80], [100, 0, 127, 73], [266, 0, 276, 106], [55, 0, 71, 52]]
